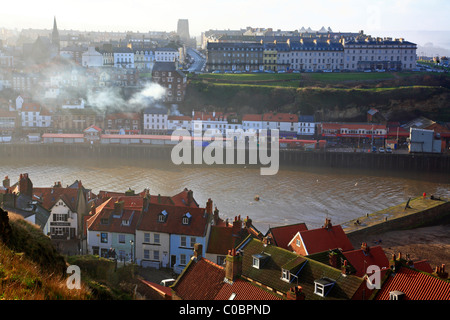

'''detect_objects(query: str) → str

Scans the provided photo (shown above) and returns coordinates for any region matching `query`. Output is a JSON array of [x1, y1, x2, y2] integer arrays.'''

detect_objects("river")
[[1, 157, 449, 233]]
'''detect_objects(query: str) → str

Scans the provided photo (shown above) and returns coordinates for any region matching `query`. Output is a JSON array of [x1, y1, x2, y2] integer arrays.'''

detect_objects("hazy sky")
[[1, 0, 449, 36]]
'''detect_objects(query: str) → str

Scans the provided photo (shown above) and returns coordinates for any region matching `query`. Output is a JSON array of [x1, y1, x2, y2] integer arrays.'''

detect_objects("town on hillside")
[[0, 18, 449, 154], [0, 173, 448, 301]]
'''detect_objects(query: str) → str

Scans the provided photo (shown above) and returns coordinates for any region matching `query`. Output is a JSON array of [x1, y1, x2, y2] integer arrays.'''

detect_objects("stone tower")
[[177, 19, 190, 44]]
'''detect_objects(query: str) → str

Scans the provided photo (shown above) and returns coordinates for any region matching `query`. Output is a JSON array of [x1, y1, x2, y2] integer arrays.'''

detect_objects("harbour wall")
[[0, 143, 449, 173], [343, 197, 450, 239]]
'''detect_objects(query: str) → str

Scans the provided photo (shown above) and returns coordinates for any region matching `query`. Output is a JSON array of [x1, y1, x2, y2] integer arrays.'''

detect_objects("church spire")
[[52, 16, 60, 52]]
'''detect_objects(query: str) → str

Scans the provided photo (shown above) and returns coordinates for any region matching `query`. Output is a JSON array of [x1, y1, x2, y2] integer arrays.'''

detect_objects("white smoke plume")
[[86, 82, 166, 113]]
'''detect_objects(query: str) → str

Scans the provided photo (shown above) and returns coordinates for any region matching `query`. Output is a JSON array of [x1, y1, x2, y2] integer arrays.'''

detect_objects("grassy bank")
[[183, 72, 450, 122]]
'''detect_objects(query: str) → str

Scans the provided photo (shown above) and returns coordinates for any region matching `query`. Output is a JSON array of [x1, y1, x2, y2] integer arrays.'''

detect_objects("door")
[[171, 255, 176, 268]]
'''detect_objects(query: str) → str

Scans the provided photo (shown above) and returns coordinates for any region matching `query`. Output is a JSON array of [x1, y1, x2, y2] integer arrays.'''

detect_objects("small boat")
[[254, 195, 260, 201]]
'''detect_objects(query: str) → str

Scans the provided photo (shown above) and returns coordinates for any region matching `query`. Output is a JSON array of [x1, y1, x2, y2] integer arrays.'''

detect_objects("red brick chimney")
[[323, 218, 332, 230], [3, 176, 10, 188], [193, 243, 203, 261], [286, 286, 305, 300], [232, 216, 242, 235], [361, 242, 370, 254], [187, 190, 193, 206], [206, 198, 213, 215], [434, 264, 448, 279], [18, 173, 33, 197], [90, 203, 96, 215], [213, 207, 219, 226], [329, 251, 340, 269], [225, 248, 242, 282]]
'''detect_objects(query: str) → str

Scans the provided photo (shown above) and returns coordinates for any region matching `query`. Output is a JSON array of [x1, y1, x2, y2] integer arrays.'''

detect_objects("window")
[[180, 236, 187, 247], [180, 254, 187, 265], [144, 233, 150, 243], [118, 234, 125, 243], [101, 233, 108, 243], [282, 269, 290, 282], [314, 278, 335, 297], [144, 249, 150, 260], [252, 257, 260, 268], [153, 250, 160, 260], [190, 237, 196, 248], [154, 233, 160, 244]]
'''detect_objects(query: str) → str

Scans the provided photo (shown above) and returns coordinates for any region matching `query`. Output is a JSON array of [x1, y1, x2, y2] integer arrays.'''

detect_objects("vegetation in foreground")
[[0, 209, 136, 300]]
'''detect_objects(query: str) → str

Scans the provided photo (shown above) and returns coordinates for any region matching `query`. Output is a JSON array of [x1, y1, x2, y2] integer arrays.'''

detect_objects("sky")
[[1, 0, 449, 40]]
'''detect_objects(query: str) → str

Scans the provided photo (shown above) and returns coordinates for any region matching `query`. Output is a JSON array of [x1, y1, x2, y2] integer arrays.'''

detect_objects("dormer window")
[[252, 253, 270, 269], [182, 212, 192, 225], [158, 210, 168, 223], [314, 277, 335, 297], [281, 269, 290, 282]]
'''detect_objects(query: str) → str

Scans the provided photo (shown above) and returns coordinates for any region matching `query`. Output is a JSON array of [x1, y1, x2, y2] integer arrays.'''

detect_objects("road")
[[187, 48, 206, 73]]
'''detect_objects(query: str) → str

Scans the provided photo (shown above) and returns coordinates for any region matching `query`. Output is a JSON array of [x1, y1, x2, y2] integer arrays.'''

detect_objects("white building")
[[155, 47, 179, 62], [20, 102, 52, 128], [113, 47, 134, 68], [168, 115, 192, 132], [343, 37, 417, 71], [143, 106, 169, 134], [82, 46, 104, 67], [262, 112, 298, 135], [242, 114, 263, 131], [298, 115, 316, 136], [45, 197, 78, 240]]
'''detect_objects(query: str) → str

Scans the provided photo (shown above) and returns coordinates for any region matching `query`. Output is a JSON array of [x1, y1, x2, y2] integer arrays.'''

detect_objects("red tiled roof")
[[375, 267, 450, 300], [84, 125, 102, 132], [342, 245, 390, 277], [33, 187, 81, 212], [21, 102, 42, 112], [42, 133, 84, 138], [172, 258, 225, 300], [136, 203, 208, 237], [168, 115, 191, 121], [242, 114, 263, 122], [292, 224, 354, 255], [140, 279, 172, 299], [268, 223, 308, 250], [263, 112, 298, 122], [214, 278, 282, 300], [412, 260, 434, 274], [86, 197, 143, 234]]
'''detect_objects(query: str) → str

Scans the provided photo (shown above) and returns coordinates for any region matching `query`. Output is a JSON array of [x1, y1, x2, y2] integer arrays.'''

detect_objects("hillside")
[[183, 72, 450, 122], [0, 208, 92, 299]]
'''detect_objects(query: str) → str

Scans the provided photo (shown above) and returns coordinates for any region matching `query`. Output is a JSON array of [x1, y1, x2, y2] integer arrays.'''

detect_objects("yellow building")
[[263, 42, 277, 71]]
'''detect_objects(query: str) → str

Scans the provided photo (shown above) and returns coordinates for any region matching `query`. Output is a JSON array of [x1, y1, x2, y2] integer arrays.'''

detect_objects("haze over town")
[[1, 0, 450, 54]]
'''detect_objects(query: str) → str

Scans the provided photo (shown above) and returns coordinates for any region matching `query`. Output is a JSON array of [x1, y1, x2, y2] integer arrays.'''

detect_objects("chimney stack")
[[193, 243, 203, 261], [187, 190, 193, 206], [323, 218, 332, 230], [206, 198, 213, 215], [3, 176, 10, 188], [232, 216, 242, 235], [286, 286, 305, 300], [361, 242, 370, 254], [329, 251, 340, 269], [213, 207, 219, 226], [434, 264, 448, 279], [225, 248, 242, 282]]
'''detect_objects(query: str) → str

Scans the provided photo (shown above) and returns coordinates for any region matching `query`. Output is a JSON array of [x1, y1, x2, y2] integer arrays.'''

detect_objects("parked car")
[[386, 147, 392, 153], [379, 147, 385, 153]]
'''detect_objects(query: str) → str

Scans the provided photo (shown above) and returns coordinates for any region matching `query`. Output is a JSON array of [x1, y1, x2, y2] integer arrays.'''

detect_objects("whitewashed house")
[[298, 115, 316, 136], [155, 48, 179, 62], [82, 47, 104, 67], [143, 106, 169, 134], [45, 196, 78, 240], [168, 115, 192, 132], [20, 102, 52, 128]]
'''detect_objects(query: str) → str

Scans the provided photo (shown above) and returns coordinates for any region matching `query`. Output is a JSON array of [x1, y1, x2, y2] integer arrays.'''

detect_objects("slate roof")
[[238, 238, 365, 300]]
